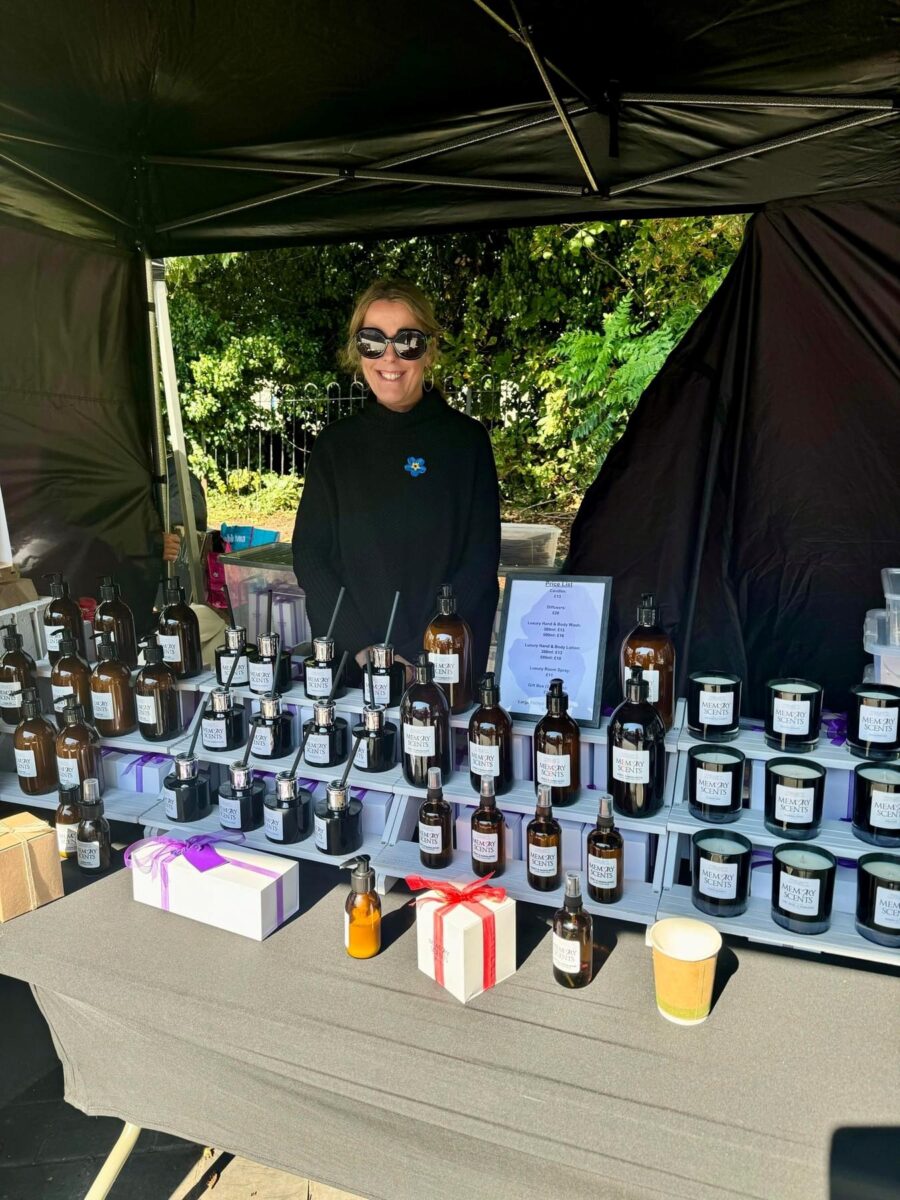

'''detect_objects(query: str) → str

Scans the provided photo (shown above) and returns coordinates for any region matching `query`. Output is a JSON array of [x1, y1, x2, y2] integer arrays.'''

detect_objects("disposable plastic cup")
[[645, 917, 722, 1026]]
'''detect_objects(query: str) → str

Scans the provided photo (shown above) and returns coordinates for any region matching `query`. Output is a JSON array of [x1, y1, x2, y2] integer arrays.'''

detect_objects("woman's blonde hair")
[[341, 279, 442, 372]]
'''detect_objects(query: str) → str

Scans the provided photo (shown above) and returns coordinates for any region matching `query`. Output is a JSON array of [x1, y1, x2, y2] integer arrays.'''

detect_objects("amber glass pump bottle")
[[0, 625, 37, 725], [620, 592, 676, 731], [468, 672, 513, 795], [534, 678, 580, 805], [49, 635, 93, 729], [423, 583, 474, 714], [93, 576, 138, 669], [55, 697, 104, 793], [342, 855, 382, 959], [135, 636, 181, 741], [14, 688, 58, 795], [42, 572, 86, 663], [608, 666, 666, 818], [158, 579, 203, 678], [90, 636, 137, 737], [400, 653, 451, 786]]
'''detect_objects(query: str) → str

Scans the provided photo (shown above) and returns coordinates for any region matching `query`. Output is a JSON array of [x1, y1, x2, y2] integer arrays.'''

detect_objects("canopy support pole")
[[150, 259, 204, 604], [0, 147, 131, 227], [143, 254, 170, 575]]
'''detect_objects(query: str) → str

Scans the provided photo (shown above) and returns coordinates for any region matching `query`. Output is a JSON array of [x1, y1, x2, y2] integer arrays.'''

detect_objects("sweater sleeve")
[[449, 423, 501, 676], [292, 438, 372, 660]]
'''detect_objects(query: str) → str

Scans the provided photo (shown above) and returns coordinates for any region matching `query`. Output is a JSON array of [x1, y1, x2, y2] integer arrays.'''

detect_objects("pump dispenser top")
[[479, 672, 500, 707], [625, 666, 649, 704], [547, 678, 568, 715], [436, 583, 456, 616], [21, 688, 43, 720], [163, 579, 186, 605], [2, 626, 23, 651], [637, 592, 659, 625], [98, 576, 121, 602], [342, 854, 375, 893], [44, 572, 70, 598], [414, 652, 433, 684], [143, 637, 164, 665]]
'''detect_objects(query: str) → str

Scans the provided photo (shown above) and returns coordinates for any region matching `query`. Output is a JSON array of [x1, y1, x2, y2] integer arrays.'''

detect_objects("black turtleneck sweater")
[[292, 391, 500, 682]]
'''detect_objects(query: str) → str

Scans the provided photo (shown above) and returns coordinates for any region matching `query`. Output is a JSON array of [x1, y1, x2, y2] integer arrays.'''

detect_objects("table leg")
[[84, 1121, 142, 1200]]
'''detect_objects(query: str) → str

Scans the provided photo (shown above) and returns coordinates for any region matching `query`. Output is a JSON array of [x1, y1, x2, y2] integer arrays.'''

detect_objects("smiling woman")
[[292, 280, 500, 687]]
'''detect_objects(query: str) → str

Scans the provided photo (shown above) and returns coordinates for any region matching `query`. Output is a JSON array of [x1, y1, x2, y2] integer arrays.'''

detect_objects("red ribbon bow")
[[406, 874, 507, 992]]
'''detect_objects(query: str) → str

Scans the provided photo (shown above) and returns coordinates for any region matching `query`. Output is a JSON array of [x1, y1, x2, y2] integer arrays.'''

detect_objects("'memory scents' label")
[[218, 797, 242, 828], [418, 823, 443, 853], [870, 789, 900, 830], [536, 751, 571, 788], [314, 815, 327, 849], [699, 691, 734, 726], [135, 693, 158, 725], [698, 858, 738, 899], [471, 830, 499, 863], [372, 674, 392, 706], [201, 718, 228, 749], [612, 746, 650, 784], [858, 705, 899, 744], [695, 768, 732, 807], [76, 840, 100, 869], [428, 653, 459, 685], [404, 724, 436, 758], [874, 887, 900, 929], [528, 845, 558, 878], [588, 855, 617, 890], [158, 634, 181, 663], [305, 666, 333, 696], [91, 691, 115, 721], [778, 873, 820, 915], [304, 733, 330, 765], [772, 697, 811, 736], [469, 742, 500, 777], [249, 660, 274, 692], [264, 808, 285, 839], [552, 934, 582, 973], [14, 747, 37, 778], [775, 784, 816, 824], [56, 756, 80, 787]]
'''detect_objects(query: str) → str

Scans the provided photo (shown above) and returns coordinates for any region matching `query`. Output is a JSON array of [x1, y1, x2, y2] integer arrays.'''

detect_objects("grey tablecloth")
[[0, 864, 897, 1200]]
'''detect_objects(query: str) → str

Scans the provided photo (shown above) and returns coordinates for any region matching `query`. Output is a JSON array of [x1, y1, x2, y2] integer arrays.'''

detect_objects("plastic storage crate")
[[222, 543, 310, 648]]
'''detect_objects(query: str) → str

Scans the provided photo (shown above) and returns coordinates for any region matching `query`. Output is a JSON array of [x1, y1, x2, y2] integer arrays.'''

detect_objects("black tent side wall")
[[0, 221, 162, 632], [566, 197, 900, 717]]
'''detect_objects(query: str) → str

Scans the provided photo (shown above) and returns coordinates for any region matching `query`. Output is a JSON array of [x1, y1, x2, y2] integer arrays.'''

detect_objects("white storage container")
[[864, 609, 900, 686], [499, 523, 561, 568], [882, 567, 900, 646]]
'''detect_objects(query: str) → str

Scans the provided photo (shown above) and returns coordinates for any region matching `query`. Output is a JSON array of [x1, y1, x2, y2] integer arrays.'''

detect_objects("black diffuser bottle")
[[303, 700, 349, 768], [369, 643, 405, 707], [201, 687, 246, 753], [217, 762, 266, 832], [303, 636, 347, 700], [248, 632, 292, 695], [249, 692, 294, 760], [162, 753, 212, 823], [352, 704, 397, 773], [608, 667, 666, 817], [314, 780, 363, 856], [215, 625, 252, 688], [264, 772, 313, 844]]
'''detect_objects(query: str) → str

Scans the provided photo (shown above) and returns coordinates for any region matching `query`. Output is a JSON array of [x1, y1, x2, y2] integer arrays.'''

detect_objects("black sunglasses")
[[356, 327, 430, 360]]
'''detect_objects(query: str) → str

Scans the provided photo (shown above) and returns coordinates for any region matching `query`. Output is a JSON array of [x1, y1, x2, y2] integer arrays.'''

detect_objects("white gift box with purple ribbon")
[[126, 833, 299, 940], [116, 752, 173, 794]]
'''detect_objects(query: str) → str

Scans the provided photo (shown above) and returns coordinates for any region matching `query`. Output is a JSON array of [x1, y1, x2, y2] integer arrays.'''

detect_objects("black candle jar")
[[313, 781, 363, 855], [351, 703, 398, 773], [215, 626, 252, 687], [764, 757, 826, 840], [201, 687, 246, 753], [771, 843, 835, 935], [248, 632, 292, 695], [847, 684, 900, 760], [248, 692, 294, 759], [302, 700, 348, 768], [162, 753, 212, 823], [764, 679, 823, 753], [691, 830, 752, 917], [369, 643, 406, 707], [852, 762, 900, 848], [688, 745, 745, 823], [855, 852, 900, 948], [217, 763, 266, 832], [687, 673, 742, 742], [264, 771, 313, 844]]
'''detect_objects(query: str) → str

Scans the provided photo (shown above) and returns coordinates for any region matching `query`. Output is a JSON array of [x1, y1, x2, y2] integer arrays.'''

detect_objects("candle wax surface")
[[776, 848, 832, 870], [696, 836, 748, 855], [769, 762, 824, 780], [696, 751, 742, 766], [862, 858, 900, 881], [769, 681, 821, 695], [694, 676, 736, 686], [859, 766, 900, 786], [858, 691, 899, 702]]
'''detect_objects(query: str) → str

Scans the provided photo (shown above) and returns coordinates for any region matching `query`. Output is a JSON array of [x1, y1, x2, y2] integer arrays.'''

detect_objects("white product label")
[[588, 854, 618, 890], [56, 756, 80, 787], [870, 789, 900, 830], [14, 747, 37, 778], [699, 691, 735, 726], [164, 787, 178, 819], [778, 873, 821, 915], [0, 680, 22, 708], [305, 732, 331, 765], [51, 683, 74, 713], [305, 666, 333, 696], [201, 718, 228, 749], [612, 746, 650, 784], [873, 886, 900, 929], [696, 767, 733, 807], [56, 822, 77, 854], [249, 660, 274, 692], [219, 653, 249, 686], [552, 933, 582, 973], [314, 814, 327, 849], [471, 830, 499, 863], [76, 840, 100, 869], [372, 674, 392, 706], [404, 723, 436, 757], [159, 634, 181, 663], [528, 844, 558, 878], [698, 858, 738, 899], [354, 739, 369, 769], [469, 741, 500, 777], [643, 669, 660, 703], [136, 693, 158, 724], [45, 625, 66, 652], [218, 797, 242, 829], [251, 725, 275, 757], [536, 750, 571, 788], [775, 784, 816, 824], [91, 691, 115, 720], [264, 808, 285, 839], [772, 697, 811, 736], [418, 822, 443, 853], [428, 653, 459, 685], [859, 705, 899, 744]]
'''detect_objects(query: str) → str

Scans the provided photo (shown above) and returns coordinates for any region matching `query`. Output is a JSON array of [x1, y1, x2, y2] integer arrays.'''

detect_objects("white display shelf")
[[370, 839, 659, 925], [33, 658, 216, 694], [0, 770, 159, 825], [677, 719, 899, 772], [1, 715, 188, 757], [656, 886, 899, 967], [139, 801, 385, 867], [666, 802, 879, 861]]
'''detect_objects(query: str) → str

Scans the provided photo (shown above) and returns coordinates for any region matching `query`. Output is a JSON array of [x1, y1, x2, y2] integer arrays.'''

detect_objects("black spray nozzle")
[[426, 766, 443, 799], [564, 871, 583, 911], [597, 794, 614, 828]]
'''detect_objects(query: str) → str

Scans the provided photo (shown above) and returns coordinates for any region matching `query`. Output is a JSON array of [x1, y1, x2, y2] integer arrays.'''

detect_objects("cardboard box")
[[414, 883, 516, 1003], [0, 812, 64, 922], [0, 570, 39, 612], [129, 835, 299, 940]]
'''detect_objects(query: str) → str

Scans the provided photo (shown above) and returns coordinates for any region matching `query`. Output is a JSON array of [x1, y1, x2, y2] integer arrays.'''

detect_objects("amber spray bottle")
[[90, 635, 136, 737], [342, 854, 382, 959], [526, 784, 562, 891], [586, 795, 624, 904], [468, 672, 513, 796], [400, 653, 451, 786], [93, 576, 138, 669], [50, 635, 93, 728], [0, 624, 37, 725], [55, 696, 103, 793], [13, 688, 58, 795], [158, 578, 203, 678], [42, 572, 86, 663], [552, 873, 593, 988], [55, 783, 81, 860], [418, 765, 453, 869], [534, 678, 580, 805], [471, 775, 505, 877], [304, 586, 348, 700], [423, 583, 474, 714], [620, 592, 676, 731], [76, 778, 111, 875], [135, 635, 182, 741]]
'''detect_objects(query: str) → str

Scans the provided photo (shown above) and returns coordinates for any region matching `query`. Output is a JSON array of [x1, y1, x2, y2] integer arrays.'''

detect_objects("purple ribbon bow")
[[123, 752, 172, 791], [125, 833, 285, 923], [822, 713, 848, 746]]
